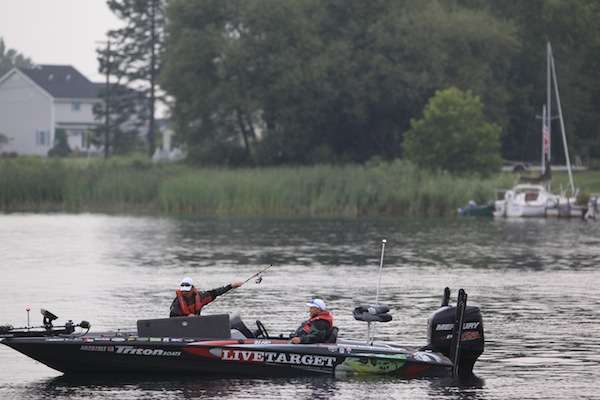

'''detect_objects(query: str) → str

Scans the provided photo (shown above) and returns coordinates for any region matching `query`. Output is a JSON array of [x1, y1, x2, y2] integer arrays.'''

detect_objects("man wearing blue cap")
[[290, 298, 334, 344]]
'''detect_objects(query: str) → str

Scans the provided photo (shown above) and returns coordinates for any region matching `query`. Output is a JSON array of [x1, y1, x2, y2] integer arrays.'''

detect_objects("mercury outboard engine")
[[426, 287, 484, 377]]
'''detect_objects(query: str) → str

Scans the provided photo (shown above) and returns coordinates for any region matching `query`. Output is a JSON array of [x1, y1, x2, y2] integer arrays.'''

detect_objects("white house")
[[0, 64, 101, 155]]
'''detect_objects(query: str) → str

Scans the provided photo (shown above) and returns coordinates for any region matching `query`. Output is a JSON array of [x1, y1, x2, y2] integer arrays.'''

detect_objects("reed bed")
[[0, 157, 529, 217], [158, 161, 515, 217]]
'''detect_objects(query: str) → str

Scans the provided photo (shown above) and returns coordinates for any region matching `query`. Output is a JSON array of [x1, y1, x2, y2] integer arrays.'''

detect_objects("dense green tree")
[[460, 0, 600, 162], [162, 0, 517, 165], [92, 84, 147, 155], [100, 0, 165, 156], [0, 37, 33, 77], [0, 132, 8, 149], [403, 87, 502, 175]]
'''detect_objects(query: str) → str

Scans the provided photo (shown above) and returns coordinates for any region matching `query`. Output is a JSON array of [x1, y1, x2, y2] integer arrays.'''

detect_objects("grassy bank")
[[1, 157, 598, 217]]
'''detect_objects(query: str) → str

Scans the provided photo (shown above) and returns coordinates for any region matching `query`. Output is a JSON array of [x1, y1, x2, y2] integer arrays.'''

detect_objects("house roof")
[[19, 65, 98, 99]]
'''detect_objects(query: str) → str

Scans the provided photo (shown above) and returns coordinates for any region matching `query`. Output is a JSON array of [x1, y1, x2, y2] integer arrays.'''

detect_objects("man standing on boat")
[[169, 277, 242, 317], [290, 298, 334, 344]]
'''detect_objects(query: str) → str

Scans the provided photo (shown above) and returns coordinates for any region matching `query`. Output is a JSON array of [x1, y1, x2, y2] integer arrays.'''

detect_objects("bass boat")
[[1, 288, 484, 379]]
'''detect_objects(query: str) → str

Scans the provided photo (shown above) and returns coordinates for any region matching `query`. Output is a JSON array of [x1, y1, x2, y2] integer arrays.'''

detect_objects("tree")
[[48, 129, 72, 157], [403, 87, 502, 175], [0, 37, 33, 77], [161, 0, 517, 165], [461, 0, 600, 162], [0, 132, 8, 149], [92, 83, 147, 155], [100, 0, 165, 156]]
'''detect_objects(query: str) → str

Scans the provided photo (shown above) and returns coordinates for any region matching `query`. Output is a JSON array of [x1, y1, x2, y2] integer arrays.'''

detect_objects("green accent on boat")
[[338, 354, 407, 374]]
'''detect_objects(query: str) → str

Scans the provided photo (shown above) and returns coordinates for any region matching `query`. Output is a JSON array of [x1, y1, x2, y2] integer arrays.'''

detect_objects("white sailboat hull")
[[494, 184, 557, 219], [506, 204, 546, 218]]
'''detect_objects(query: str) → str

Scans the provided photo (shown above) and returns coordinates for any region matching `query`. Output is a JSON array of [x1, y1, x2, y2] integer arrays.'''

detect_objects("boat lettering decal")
[[114, 346, 181, 356], [435, 323, 453, 331], [253, 340, 271, 345], [435, 321, 480, 331], [81, 345, 115, 352], [328, 345, 351, 354], [463, 322, 480, 330], [221, 349, 336, 368]]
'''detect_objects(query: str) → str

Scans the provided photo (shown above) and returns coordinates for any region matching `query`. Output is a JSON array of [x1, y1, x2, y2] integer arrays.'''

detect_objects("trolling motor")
[[0, 308, 90, 338], [425, 287, 485, 378]]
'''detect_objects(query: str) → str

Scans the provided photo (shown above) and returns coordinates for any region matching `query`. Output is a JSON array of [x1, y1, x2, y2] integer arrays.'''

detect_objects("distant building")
[[0, 64, 101, 155], [152, 118, 184, 162]]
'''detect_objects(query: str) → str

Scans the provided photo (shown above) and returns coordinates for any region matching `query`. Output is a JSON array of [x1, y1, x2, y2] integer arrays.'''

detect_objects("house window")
[[35, 130, 50, 146], [72, 102, 81, 111]]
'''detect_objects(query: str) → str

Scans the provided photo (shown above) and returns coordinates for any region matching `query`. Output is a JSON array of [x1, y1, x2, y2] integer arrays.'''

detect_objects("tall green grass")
[[158, 161, 515, 217], [9, 157, 599, 217]]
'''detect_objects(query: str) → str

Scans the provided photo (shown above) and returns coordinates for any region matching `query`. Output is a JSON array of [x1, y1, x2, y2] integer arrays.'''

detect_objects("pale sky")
[[0, 0, 121, 83]]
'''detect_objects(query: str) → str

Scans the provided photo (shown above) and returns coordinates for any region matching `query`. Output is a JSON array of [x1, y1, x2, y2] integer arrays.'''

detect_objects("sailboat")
[[494, 42, 578, 218]]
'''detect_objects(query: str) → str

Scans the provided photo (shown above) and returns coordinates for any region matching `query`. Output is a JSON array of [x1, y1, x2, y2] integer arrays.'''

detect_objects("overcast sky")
[[0, 0, 121, 83]]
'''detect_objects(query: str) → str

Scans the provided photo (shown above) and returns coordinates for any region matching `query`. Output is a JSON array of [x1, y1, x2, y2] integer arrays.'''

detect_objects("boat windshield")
[[515, 186, 541, 194]]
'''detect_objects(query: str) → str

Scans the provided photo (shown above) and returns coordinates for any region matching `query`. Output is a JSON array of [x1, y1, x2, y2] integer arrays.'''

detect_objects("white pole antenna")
[[375, 239, 387, 305]]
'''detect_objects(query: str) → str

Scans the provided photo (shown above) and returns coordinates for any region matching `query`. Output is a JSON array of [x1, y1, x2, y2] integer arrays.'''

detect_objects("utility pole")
[[96, 39, 112, 158], [104, 40, 111, 159], [148, 0, 157, 157]]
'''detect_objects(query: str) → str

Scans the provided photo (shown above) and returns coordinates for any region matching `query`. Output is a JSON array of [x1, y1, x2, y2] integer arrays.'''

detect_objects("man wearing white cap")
[[290, 298, 334, 344], [169, 277, 242, 317]]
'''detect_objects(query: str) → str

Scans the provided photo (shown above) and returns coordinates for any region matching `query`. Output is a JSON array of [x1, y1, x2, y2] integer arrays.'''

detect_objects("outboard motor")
[[427, 288, 484, 377]]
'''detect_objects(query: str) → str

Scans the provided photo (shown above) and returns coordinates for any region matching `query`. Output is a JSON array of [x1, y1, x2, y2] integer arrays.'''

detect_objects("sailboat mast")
[[546, 42, 552, 165], [541, 105, 546, 172], [548, 42, 575, 194]]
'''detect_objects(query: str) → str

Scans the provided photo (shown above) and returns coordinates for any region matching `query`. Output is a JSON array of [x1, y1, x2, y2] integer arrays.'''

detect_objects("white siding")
[[0, 71, 53, 156], [54, 99, 98, 125]]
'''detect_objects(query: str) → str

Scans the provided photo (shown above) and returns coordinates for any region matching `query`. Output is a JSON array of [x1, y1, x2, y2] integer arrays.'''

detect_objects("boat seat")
[[229, 314, 254, 339], [353, 305, 392, 323], [325, 326, 338, 343]]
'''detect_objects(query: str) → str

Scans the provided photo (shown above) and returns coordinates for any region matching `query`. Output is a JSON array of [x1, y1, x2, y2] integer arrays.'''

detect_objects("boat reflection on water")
[[29, 372, 484, 400]]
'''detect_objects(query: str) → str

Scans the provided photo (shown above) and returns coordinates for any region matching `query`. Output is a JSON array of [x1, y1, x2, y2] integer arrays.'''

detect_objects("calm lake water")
[[1, 214, 599, 400]]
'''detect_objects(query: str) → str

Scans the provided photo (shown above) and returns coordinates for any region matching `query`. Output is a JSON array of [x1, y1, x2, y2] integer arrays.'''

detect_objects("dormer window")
[[66, 74, 71, 82], [72, 102, 81, 111], [48, 74, 54, 81]]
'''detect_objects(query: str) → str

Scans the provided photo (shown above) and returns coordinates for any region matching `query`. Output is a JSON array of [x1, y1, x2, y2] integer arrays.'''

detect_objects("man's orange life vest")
[[176, 289, 211, 316], [302, 310, 333, 333]]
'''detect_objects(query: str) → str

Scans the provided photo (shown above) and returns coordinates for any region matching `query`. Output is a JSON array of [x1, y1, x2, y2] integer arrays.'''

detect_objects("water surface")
[[1, 214, 599, 399]]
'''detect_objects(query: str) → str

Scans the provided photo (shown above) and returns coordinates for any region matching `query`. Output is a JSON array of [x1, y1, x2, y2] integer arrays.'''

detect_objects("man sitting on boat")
[[290, 298, 335, 344], [169, 277, 242, 317]]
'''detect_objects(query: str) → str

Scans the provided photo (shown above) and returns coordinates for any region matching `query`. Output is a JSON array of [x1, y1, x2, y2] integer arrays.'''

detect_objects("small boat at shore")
[[1, 288, 484, 379], [493, 184, 558, 218], [458, 201, 494, 217]]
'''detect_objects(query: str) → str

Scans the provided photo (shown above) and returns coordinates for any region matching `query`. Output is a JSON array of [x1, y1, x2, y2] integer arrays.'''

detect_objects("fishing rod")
[[241, 264, 273, 285], [217, 265, 273, 300]]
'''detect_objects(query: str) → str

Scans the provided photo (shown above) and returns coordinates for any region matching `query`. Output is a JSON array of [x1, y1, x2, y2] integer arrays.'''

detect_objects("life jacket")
[[302, 310, 333, 333], [176, 288, 210, 316]]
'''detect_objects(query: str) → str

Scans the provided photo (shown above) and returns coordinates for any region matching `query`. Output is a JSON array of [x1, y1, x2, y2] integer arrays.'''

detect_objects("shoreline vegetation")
[[1, 157, 598, 218]]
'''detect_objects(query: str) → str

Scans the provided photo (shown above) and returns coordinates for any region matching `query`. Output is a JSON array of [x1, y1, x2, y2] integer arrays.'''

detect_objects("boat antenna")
[[375, 239, 386, 305]]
